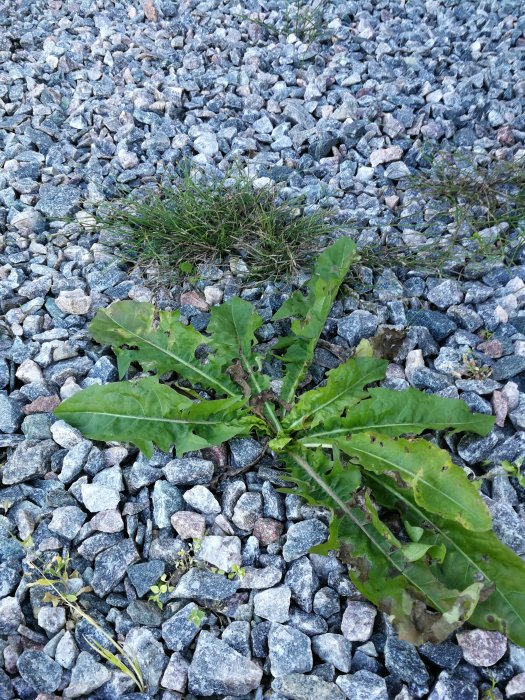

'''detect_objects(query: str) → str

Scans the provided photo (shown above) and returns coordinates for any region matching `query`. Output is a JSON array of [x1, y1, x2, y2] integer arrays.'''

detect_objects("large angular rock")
[[272, 673, 345, 700], [268, 623, 313, 677], [124, 627, 167, 688], [456, 629, 507, 666], [187, 631, 262, 696], [172, 568, 238, 602], [63, 651, 111, 697], [341, 601, 377, 641], [162, 602, 206, 652], [336, 670, 388, 700], [2, 439, 58, 484], [17, 650, 62, 694], [283, 519, 328, 562], [91, 539, 139, 596]]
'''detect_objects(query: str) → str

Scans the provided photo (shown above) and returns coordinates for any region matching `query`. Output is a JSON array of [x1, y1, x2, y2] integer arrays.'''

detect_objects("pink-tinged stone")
[[202, 444, 228, 468], [143, 0, 157, 20], [476, 339, 503, 359], [180, 290, 210, 312], [498, 125, 515, 146], [171, 511, 206, 539], [90, 509, 124, 533], [385, 195, 399, 210], [370, 146, 403, 167], [457, 629, 507, 666], [492, 390, 508, 427], [502, 381, 520, 411], [23, 395, 60, 415], [341, 601, 377, 641], [253, 517, 284, 546]]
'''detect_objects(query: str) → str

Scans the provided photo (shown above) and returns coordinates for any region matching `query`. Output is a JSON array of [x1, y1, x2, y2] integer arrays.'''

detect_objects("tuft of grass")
[[355, 150, 525, 279], [95, 167, 331, 283], [243, 0, 327, 45], [410, 150, 525, 267]]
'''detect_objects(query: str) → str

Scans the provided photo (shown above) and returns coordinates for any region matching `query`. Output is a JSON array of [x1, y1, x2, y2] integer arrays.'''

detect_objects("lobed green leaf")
[[89, 301, 239, 397], [370, 474, 525, 647], [54, 377, 261, 457], [284, 357, 387, 431], [272, 236, 357, 404], [336, 432, 491, 532]]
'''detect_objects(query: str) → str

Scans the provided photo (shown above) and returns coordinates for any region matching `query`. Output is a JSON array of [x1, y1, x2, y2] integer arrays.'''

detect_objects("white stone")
[[370, 146, 403, 167], [253, 586, 291, 622], [50, 420, 84, 448], [56, 289, 91, 315], [81, 483, 121, 513], [457, 629, 507, 666], [183, 485, 221, 514], [341, 601, 377, 642], [197, 535, 242, 573], [16, 359, 43, 384]]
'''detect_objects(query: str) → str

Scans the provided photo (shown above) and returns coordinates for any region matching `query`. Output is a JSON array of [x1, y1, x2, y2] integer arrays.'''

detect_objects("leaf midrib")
[[337, 439, 484, 530], [302, 417, 487, 441], [366, 474, 525, 634], [103, 312, 236, 397]]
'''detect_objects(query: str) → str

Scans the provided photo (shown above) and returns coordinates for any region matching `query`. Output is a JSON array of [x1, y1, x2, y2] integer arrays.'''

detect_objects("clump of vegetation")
[[148, 573, 174, 609], [412, 150, 525, 264], [245, 0, 327, 44], [55, 239, 525, 646], [95, 167, 331, 282], [356, 151, 525, 278]]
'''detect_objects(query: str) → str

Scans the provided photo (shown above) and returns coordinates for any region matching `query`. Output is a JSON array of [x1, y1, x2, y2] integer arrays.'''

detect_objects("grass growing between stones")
[[356, 151, 525, 279], [95, 168, 330, 282]]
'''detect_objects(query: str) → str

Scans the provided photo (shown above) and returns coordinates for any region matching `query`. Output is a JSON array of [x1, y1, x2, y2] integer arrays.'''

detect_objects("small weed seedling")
[[55, 239, 525, 647], [148, 574, 174, 609], [188, 606, 206, 627], [27, 558, 145, 691]]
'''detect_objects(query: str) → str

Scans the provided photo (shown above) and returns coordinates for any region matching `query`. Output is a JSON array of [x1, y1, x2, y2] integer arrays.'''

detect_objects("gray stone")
[[127, 599, 163, 626], [254, 586, 291, 622], [48, 505, 87, 540], [285, 556, 319, 612], [64, 651, 111, 697], [283, 519, 329, 562], [163, 457, 214, 485], [427, 280, 463, 309], [2, 439, 58, 484], [232, 491, 262, 530], [59, 440, 92, 483], [161, 652, 189, 693], [152, 480, 183, 528], [0, 392, 23, 433], [128, 560, 166, 598], [183, 484, 221, 514], [37, 605, 66, 634], [313, 586, 340, 619], [489, 500, 525, 555], [187, 630, 263, 696], [385, 637, 429, 694], [0, 596, 24, 634], [91, 539, 139, 597], [229, 438, 263, 468], [55, 630, 78, 669], [507, 673, 525, 699], [492, 356, 525, 381], [239, 565, 283, 589], [17, 650, 62, 694], [336, 670, 389, 700], [124, 627, 167, 688], [162, 602, 206, 652], [37, 184, 81, 217], [428, 670, 478, 700], [312, 633, 352, 672], [268, 623, 313, 677], [338, 311, 379, 347], [173, 568, 238, 602], [272, 673, 345, 700]]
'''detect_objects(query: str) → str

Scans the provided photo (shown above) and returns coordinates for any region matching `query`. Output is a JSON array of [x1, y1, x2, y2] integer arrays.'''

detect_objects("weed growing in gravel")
[[355, 151, 525, 278], [148, 574, 174, 609], [243, 0, 327, 44], [27, 557, 145, 691], [95, 167, 329, 282], [412, 150, 525, 263], [55, 239, 525, 646]]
